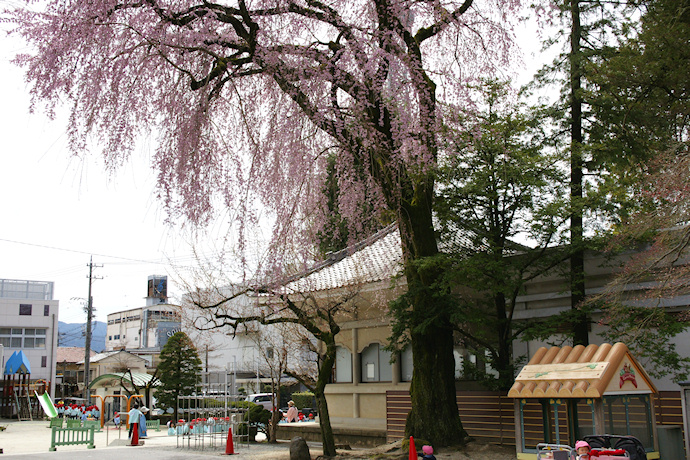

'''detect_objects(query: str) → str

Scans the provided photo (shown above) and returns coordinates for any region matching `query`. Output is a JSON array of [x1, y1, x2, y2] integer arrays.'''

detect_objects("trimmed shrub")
[[291, 391, 315, 410]]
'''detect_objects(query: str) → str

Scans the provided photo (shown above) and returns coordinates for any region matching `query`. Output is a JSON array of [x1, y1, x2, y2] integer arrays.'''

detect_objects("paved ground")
[[0, 419, 520, 459], [0, 419, 307, 459]]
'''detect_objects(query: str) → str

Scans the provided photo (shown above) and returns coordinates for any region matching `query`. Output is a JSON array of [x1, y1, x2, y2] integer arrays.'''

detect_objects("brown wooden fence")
[[386, 390, 685, 447], [387, 390, 515, 444]]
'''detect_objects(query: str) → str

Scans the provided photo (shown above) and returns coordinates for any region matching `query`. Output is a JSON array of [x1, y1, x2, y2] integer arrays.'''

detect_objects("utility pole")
[[84, 256, 102, 405]]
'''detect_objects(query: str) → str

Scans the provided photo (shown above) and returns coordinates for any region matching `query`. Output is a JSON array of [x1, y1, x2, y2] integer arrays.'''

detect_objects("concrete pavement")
[[0, 419, 307, 459]]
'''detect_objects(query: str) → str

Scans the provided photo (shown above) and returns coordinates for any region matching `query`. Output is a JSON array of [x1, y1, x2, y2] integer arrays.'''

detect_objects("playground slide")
[[35, 391, 58, 419]]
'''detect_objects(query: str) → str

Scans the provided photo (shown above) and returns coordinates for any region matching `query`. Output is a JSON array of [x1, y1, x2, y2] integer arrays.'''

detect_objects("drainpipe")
[[352, 328, 360, 419], [50, 312, 57, 396]]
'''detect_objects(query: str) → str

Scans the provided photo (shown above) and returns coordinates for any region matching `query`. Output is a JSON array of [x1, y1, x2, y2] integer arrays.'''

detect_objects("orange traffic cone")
[[409, 436, 416, 460], [225, 426, 235, 455], [131, 422, 139, 446]]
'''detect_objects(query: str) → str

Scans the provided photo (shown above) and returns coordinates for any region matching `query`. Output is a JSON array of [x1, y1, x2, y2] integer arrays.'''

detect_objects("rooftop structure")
[[0, 278, 54, 300]]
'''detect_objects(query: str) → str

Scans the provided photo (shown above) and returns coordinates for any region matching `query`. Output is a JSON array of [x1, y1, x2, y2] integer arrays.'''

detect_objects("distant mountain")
[[58, 321, 107, 352]]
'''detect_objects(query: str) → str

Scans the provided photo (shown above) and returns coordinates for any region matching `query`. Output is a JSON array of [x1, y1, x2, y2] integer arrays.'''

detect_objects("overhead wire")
[[0, 236, 204, 270]]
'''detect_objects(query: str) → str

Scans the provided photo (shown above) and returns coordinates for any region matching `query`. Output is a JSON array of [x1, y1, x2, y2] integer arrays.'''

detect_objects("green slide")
[[35, 391, 58, 419]]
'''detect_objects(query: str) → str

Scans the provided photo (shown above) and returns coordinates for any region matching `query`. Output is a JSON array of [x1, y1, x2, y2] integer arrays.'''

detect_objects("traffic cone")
[[408, 436, 416, 460], [131, 422, 139, 446], [224, 426, 235, 455]]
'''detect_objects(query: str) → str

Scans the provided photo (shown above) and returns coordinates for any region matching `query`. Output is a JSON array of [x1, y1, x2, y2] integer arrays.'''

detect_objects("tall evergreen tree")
[[432, 80, 568, 389], [157, 332, 202, 420], [585, 0, 690, 382], [532, 0, 648, 344]]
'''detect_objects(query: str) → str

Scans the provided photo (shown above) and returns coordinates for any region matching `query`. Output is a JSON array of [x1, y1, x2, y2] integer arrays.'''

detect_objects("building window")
[[19, 304, 32, 316], [0, 328, 47, 349], [334, 346, 352, 383], [266, 347, 274, 360], [44, 305, 50, 316], [41, 356, 47, 367], [114, 335, 120, 340], [360, 343, 392, 383], [109, 336, 112, 341]]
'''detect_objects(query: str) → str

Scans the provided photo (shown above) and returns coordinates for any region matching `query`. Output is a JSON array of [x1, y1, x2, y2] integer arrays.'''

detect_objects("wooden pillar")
[[514, 399, 525, 454]]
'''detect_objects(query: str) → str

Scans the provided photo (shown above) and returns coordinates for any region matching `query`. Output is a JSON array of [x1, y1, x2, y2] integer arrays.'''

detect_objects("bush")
[[229, 400, 252, 410], [291, 391, 315, 410], [203, 398, 225, 408], [245, 403, 271, 425]]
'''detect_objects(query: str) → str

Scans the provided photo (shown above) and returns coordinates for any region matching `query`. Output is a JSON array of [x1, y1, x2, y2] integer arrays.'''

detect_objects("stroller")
[[537, 434, 646, 460], [537, 443, 575, 460], [583, 435, 647, 460]]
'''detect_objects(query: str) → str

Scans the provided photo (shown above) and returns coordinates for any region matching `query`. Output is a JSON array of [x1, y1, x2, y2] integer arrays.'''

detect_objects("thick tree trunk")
[[406, 316, 465, 446], [400, 190, 466, 446]]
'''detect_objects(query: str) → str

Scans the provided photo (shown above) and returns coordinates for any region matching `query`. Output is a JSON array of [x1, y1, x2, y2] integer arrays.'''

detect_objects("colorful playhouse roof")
[[509, 342, 657, 399], [4, 350, 31, 375]]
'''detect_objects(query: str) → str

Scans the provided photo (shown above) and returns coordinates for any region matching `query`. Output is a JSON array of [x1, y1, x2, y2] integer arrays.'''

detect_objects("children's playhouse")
[[508, 342, 660, 459]]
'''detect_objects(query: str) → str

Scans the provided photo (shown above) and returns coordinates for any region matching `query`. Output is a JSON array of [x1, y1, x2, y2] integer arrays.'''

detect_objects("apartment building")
[[0, 278, 59, 395], [105, 275, 181, 365]]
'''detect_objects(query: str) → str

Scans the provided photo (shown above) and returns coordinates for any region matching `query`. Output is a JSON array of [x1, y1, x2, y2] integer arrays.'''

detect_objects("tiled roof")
[[283, 224, 403, 293], [508, 342, 657, 399], [280, 223, 479, 294], [57, 347, 95, 363]]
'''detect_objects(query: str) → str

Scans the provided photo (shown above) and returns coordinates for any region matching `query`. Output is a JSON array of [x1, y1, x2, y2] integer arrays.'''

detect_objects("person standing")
[[139, 406, 149, 438], [286, 400, 298, 423], [128, 404, 143, 446]]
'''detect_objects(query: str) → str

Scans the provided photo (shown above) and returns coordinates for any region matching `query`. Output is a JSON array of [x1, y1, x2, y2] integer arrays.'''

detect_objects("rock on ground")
[[290, 436, 311, 460]]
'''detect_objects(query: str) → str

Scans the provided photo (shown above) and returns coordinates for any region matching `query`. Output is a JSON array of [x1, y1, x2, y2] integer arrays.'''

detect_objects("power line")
[[0, 236, 200, 268]]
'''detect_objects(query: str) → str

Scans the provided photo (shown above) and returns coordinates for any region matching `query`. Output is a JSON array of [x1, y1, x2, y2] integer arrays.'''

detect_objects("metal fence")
[[174, 371, 249, 451]]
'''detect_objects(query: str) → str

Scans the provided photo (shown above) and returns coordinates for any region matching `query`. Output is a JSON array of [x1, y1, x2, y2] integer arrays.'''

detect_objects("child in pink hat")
[[575, 440, 591, 459], [418, 445, 436, 460]]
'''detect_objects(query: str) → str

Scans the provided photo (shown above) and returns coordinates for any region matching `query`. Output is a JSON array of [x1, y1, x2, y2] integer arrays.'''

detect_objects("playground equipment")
[[509, 343, 659, 459], [174, 371, 248, 452]]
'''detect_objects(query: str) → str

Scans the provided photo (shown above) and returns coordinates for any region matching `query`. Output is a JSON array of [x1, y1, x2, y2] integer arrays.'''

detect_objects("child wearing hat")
[[575, 440, 591, 459], [418, 445, 436, 460]]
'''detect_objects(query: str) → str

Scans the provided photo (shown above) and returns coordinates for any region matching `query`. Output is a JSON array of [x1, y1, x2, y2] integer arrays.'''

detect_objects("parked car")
[[245, 393, 276, 412]]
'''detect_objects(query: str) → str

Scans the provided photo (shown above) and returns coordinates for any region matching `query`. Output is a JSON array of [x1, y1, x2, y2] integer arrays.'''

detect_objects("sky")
[[0, 8, 551, 326], [0, 31, 209, 324]]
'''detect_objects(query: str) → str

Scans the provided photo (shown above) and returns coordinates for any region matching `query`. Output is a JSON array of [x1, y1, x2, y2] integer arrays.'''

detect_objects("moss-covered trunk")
[[400, 188, 466, 446], [405, 314, 465, 445]]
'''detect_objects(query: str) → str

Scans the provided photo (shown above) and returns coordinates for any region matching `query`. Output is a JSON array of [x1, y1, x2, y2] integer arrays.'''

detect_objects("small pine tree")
[[156, 332, 202, 420]]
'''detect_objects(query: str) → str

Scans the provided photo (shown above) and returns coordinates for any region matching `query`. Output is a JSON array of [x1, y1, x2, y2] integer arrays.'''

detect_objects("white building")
[[0, 278, 59, 396], [182, 287, 308, 395], [183, 289, 264, 373], [105, 276, 181, 364]]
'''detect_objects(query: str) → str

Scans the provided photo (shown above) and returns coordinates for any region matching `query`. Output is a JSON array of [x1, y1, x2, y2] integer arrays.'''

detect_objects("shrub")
[[291, 391, 315, 410]]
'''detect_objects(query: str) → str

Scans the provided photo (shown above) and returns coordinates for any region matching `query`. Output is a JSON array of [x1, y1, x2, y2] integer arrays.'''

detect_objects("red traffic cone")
[[225, 426, 235, 455], [131, 422, 139, 446], [409, 436, 416, 460]]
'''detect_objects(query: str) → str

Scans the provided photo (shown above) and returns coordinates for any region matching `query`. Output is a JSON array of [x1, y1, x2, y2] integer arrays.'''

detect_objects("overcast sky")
[[0, 30, 206, 324], [0, 11, 550, 326]]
